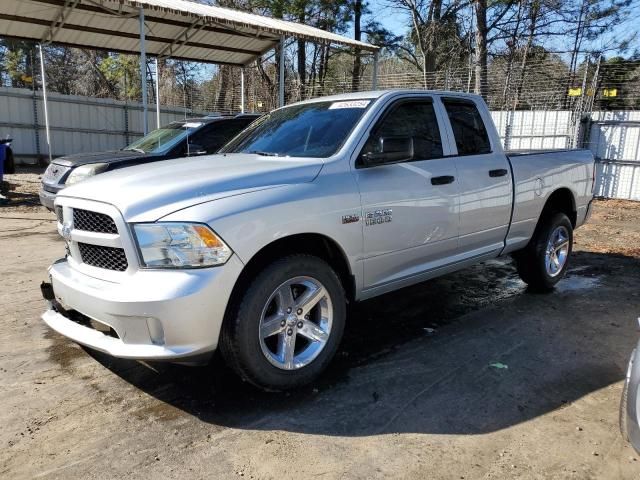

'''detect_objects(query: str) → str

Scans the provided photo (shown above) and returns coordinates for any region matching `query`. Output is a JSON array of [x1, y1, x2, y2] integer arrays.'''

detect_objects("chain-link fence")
[[2, 54, 640, 199], [138, 57, 639, 116]]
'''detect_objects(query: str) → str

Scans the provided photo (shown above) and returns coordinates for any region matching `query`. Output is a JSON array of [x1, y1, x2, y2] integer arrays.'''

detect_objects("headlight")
[[65, 163, 109, 185], [133, 223, 232, 268]]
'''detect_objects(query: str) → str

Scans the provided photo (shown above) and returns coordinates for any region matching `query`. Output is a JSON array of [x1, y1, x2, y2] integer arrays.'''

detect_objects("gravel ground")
[[2, 168, 640, 479]]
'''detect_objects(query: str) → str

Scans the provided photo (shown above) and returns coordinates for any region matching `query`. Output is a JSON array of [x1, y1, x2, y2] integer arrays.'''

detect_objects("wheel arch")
[[224, 233, 356, 324], [542, 187, 577, 227], [516, 187, 577, 256]]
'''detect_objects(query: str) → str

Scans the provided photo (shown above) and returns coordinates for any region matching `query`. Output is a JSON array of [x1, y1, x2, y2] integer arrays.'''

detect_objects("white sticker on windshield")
[[183, 122, 203, 129], [328, 100, 370, 110]]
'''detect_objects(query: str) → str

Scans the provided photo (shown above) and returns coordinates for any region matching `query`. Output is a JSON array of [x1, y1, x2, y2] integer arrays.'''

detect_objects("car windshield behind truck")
[[123, 122, 203, 154], [221, 100, 372, 158]]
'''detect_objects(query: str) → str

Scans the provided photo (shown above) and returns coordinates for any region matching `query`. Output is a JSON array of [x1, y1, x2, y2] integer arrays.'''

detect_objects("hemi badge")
[[342, 214, 360, 224]]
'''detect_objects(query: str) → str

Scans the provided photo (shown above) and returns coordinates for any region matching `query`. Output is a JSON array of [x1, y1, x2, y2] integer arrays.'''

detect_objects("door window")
[[360, 100, 443, 165], [442, 99, 491, 155], [189, 120, 248, 154]]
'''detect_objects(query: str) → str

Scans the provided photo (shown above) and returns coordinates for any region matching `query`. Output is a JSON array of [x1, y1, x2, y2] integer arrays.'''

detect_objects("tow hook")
[[40, 281, 55, 301]]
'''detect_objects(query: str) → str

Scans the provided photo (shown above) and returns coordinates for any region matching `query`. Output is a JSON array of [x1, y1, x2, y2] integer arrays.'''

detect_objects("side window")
[[361, 100, 443, 164], [189, 120, 247, 153], [442, 99, 491, 155]]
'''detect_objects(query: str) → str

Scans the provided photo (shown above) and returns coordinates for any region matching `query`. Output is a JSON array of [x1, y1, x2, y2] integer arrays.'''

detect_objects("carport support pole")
[[372, 50, 379, 90], [240, 68, 245, 113], [278, 36, 285, 108], [139, 8, 148, 135], [154, 57, 161, 129], [38, 44, 52, 164]]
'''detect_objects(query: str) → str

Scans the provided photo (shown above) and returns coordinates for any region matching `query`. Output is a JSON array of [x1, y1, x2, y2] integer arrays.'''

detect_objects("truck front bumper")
[[41, 256, 244, 362]]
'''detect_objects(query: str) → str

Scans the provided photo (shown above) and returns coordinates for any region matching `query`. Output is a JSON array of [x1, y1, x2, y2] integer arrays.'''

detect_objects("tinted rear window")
[[442, 99, 491, 155]]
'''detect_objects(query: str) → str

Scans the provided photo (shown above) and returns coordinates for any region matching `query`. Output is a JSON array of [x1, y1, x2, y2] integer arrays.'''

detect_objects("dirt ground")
[[2, 168, 640, 479]]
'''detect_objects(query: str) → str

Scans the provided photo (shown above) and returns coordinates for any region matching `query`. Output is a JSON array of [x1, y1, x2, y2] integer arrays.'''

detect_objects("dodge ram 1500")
[[41, 90, 595, 390]]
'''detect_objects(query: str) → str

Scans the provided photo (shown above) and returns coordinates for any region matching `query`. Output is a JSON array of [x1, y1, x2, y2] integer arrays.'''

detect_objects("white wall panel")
[[0, 87, 206, 159], [490, 110, 574, 151], [596, 162, 640, 201]]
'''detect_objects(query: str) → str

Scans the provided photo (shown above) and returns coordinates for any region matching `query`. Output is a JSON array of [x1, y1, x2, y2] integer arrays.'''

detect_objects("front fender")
[[160, 177, 364, 293]]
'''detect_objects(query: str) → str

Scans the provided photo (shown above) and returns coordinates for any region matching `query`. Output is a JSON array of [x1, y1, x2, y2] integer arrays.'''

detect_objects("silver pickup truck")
[[41, 90, 595, 390]]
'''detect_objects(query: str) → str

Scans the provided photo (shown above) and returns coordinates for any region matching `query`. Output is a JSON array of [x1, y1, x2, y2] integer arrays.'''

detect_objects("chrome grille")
[[73, 209, 118, 234], [55, 206, 63, 223], [78, 243, 128, 271]]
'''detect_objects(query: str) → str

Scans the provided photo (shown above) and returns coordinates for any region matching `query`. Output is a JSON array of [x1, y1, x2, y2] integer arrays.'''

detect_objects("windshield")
[[220, 100, 372, 158], [123, 121, 204, 154]]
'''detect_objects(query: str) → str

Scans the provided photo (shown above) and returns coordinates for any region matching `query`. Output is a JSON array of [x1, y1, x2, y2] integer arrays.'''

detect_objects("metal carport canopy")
[[1, 0, 379, 66]]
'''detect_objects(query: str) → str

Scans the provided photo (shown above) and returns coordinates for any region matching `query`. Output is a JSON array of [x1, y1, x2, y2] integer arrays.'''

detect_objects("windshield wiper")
[[249, 150, 281, 157], [123, 147, 146, 154]]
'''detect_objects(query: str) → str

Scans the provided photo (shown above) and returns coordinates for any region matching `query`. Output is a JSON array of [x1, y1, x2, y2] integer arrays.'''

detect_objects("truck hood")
[[52, 149, 147, 167], [58, 153, 324, 222]]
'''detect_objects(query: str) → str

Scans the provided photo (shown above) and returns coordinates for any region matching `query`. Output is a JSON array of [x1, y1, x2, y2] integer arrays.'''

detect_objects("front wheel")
[[514, 212, 573, 291], [220, 254, 346, 391]]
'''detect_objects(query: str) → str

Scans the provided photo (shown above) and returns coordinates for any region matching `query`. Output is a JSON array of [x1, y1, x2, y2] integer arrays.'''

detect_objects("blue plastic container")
[[0, 143, 5, 184]]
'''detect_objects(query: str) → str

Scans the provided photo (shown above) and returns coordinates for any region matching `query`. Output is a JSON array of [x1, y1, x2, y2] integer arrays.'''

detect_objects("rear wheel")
[[514, 212, 573, 291], [220, 254, 346, 391]]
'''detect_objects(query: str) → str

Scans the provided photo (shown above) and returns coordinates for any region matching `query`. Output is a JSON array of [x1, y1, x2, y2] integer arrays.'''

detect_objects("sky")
[[364, 0, 640, 60], [187, 0, 640, 81]]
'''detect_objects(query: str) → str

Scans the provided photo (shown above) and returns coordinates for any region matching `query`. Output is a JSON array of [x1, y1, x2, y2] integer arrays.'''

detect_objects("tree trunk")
[[501, 0, 525, 108], [298, 39, 306, 99], [423, 0, 441, 76], [351, 0, 362, 92], [565, 0, 586, 108], [297, 9, 306, 100], [474, 0, 488, 99], [513, 1, 540, 110]]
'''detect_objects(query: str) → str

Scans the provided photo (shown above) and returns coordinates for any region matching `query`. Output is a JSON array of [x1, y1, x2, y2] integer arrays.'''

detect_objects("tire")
[[4, 149, 15, 174], [220, 254, 346, 391], [514, 212, 573, 291]]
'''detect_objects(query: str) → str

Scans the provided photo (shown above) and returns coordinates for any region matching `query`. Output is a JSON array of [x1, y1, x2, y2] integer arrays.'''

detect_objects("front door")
[[354, 97, 460, 290]]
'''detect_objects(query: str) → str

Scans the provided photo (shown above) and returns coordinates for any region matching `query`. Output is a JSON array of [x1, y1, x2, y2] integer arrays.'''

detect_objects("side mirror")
[[186, 143, 207, 156], [360, 136, 414, 167]]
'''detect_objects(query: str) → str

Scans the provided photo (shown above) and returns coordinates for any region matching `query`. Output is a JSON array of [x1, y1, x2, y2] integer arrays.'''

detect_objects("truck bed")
[[506, 148, 590, 157], [504, 147, 594, 254]]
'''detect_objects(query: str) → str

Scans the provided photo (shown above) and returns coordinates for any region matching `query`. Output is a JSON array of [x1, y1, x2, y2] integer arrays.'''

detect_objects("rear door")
[[440, 97, 512, 257], [354, 96, 460, 290]]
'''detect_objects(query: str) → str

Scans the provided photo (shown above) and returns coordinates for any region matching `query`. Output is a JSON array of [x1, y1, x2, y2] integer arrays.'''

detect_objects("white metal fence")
[[1, 86, 639, 201], [0, 86, 205, 160], [588, 111, 640, 201]]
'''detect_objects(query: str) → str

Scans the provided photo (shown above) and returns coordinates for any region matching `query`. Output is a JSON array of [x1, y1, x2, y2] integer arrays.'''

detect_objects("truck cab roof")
[[290, 89, 483, 107]]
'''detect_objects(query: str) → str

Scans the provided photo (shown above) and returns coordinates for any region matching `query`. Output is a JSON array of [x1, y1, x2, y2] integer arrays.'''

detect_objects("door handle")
[[489, 169, 508, 177], [431, 175, 455, 185]]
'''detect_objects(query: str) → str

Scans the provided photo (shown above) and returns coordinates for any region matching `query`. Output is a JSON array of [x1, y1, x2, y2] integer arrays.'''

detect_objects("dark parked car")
[[39, 113, 260, 210]]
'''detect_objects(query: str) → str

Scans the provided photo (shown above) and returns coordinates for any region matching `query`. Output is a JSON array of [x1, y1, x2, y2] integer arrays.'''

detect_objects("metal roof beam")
[[1, 34, 247, 66], [42, 0, 81, 43], [5, 14, 264, 56], [155, 18, 205, 59], [84, 0, 136, 17], [29, 0, 276, 41]]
